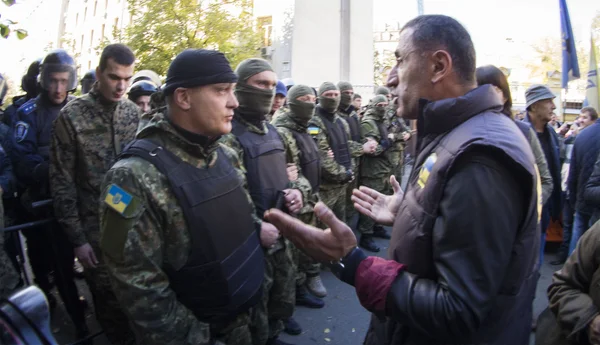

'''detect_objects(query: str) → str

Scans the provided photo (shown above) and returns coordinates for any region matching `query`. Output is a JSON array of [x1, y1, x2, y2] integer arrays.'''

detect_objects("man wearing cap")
[[220, 58, 306, 345], [568, 105, 600, 254], [309, 82, 375, 224], [50, 43, 139, 344], [523, 85, 562, 265], [271, 85, 328, 313], [268, 80, 287, 122], [337, 82, 374, 228], [99, 49, 265, 345]]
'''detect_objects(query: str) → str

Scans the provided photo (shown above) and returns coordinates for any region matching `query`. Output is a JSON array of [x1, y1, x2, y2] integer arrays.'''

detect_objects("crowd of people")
[[0, 13, 600, 345]]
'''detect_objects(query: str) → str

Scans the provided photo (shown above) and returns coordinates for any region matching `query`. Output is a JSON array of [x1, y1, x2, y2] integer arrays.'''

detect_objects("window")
[[75, 13, 79, 26], [101, 24, 105, 41], [84, 7, 87, 21], [80, 34, 84, 51], [94, 0, 98, 16], [90, 30, 94, 47], [257, 16, 272, 47]]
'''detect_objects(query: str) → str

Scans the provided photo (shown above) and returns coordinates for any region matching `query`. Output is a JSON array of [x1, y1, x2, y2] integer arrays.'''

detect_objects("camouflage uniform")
[[0, 143, 19, 299], [385, 104, 411, 181], [220, 116, 299, 345], [271, 108, 321, 286], [49, 86, 140, 344], [99, 112, 255, 345], [307, 113, 353, 223], [337, 109, 364, 224], [358, 108, 393, 235]]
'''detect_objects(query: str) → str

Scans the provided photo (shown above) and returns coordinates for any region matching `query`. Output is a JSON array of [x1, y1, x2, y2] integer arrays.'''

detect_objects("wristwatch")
[[326, 247, 367, 286]]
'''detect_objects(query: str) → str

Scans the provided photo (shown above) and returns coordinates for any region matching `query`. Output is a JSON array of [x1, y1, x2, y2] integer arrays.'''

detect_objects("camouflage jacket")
[[337, 108, 364, 160], [361, 111, 393, 178], [99, 112, 253, 344], [271, 108, 320, 215], [49, 87, 140, 247], [308, 111, 353, 189]]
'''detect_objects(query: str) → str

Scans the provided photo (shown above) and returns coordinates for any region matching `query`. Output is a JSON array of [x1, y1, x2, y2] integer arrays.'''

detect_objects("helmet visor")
[[39, 63, 78, 92]]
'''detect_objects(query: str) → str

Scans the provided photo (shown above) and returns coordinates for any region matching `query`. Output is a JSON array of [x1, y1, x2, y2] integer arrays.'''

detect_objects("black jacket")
[[569, 121, 600, 215], [364, 86, 539, 345]]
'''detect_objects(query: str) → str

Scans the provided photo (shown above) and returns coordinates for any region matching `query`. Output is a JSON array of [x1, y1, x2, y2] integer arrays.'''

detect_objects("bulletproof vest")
[[316, 110, 351, 170], [231, 119, 289, 217], [343, 113, 361, 142], [120, 139, 264, 324], [291, 130, 321, 191], [387, 111, 539, 344]]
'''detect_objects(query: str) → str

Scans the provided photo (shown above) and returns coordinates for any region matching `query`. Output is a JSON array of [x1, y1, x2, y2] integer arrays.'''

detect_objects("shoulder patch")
[[104, 184, 133, 215], [18, 100, 37, 116], [417, 153, 437, 188], [14, 121, 30, 143], [308, 126, 320, 136]]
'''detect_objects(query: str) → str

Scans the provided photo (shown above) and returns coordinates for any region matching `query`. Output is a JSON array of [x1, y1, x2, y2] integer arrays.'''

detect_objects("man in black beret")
[[99, 49, 267, 345]]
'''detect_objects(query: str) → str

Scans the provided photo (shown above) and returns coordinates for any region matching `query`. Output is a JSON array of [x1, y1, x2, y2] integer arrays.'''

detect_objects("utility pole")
[[417, 0, 424, 15]]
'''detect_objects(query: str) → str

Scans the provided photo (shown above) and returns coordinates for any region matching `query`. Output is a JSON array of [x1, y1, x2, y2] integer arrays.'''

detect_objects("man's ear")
[[430, 50, 452, 84], [173, 88, 191, 111]]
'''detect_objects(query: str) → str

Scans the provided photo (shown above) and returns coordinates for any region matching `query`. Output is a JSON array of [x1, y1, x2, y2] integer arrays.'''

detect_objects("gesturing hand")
[[351, 175, 403, 226]]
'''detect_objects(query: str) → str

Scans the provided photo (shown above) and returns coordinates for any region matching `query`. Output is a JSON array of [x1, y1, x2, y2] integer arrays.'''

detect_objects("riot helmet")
[[38, 50, 78, 92], [80, 69, 96, 94], [127, 80, 158, 101], [0, 73, 7, 106], [132, 70, 162, 87], [21, 58, 41, 96]]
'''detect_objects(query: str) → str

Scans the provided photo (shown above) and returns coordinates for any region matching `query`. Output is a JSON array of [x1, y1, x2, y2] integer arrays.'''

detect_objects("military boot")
[[284, 317, 302, 335], [295, 285, 324, 308], [306, 275, 327, 298], [360, 235, 380, 252], [372, 225, 391, 239]]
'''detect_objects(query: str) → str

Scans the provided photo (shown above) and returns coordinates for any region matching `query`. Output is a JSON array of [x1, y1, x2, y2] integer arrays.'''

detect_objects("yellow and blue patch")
[[417, 153, 437, 188], [104, 184, 133, 215], [308, 126, 320, 136]]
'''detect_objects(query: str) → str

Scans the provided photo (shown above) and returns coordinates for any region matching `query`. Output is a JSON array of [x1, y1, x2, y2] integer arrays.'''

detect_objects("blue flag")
[[560, 0, 580, 88]]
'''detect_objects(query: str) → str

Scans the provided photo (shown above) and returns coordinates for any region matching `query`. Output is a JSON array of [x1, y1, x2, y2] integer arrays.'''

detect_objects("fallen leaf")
[[324, 328, 330, 333], [325, 338, 331, 342], [352, 328, 356, 332]]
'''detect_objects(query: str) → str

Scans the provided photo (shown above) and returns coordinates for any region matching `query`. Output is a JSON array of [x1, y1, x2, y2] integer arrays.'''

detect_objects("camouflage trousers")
[[389, 145, 405, 182], [345, 167, 359, 225], [250, 242, 296, 345], [87, 241, 136, 345], [212, 313, 253, 345], [357, 176, 392, 234], [0, 200, 20, 299], [293, 212, 321, 286], [320, 185, 347, 225]]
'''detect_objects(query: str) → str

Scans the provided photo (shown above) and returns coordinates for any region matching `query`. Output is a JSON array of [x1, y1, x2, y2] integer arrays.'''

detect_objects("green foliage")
[[373, 48, 395, 86], [118, 0, 262, 75], [1, 0, 27, 40]]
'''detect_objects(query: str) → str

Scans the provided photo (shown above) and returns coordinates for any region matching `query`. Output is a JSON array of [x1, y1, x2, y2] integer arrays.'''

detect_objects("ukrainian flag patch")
[[308, 126, 320, 135], [417, 153, 437, 188], [104, 184, 133, 215]]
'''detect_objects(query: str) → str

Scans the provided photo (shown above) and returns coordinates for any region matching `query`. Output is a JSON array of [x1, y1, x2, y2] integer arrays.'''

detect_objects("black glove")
[[343, 169, 354, 183], [380, 139, 391, 150]]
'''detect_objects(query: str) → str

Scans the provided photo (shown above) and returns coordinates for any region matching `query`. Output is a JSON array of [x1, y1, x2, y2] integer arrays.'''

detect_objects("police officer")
[[220, 58, 305, 345], [12, 49, 89, 340], [0, 141, 19, 299], [3, 59, 41, 129], [100, 49, 265, 345], [128, 79, 158, 118], [80, 70, 96, 94], [132, 69, 162, 86]]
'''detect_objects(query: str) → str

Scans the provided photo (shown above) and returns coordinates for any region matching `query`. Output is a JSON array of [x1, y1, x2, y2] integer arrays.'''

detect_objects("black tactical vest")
[[316, 110, 351, 170], [342, 113, 361, 142], [231, 119, 289, 217], [291, 130, 321, 191], [120, 139, 264, 324]]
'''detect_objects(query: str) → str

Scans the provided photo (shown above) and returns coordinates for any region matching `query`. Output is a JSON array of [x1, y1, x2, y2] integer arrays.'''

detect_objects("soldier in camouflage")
[[0, 143, 19, 299], [357, 95, 395, 252], [337, 82, 374, 226], [100, 49, 269, 345], [49, 44, 140, 344], [271, 84, 329, 316], [220, 58, 303, 345], [376, 86, 411, 182], [308, 82, 376, 224]]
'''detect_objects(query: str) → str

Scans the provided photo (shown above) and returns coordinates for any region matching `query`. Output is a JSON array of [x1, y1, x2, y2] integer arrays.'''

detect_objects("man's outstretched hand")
[[264, 202, 357, 262], [351, 175, 403, 226]]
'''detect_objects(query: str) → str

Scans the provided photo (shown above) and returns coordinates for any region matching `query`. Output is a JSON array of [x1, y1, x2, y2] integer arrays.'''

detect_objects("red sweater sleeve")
[[354, 256, 406, 313]]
